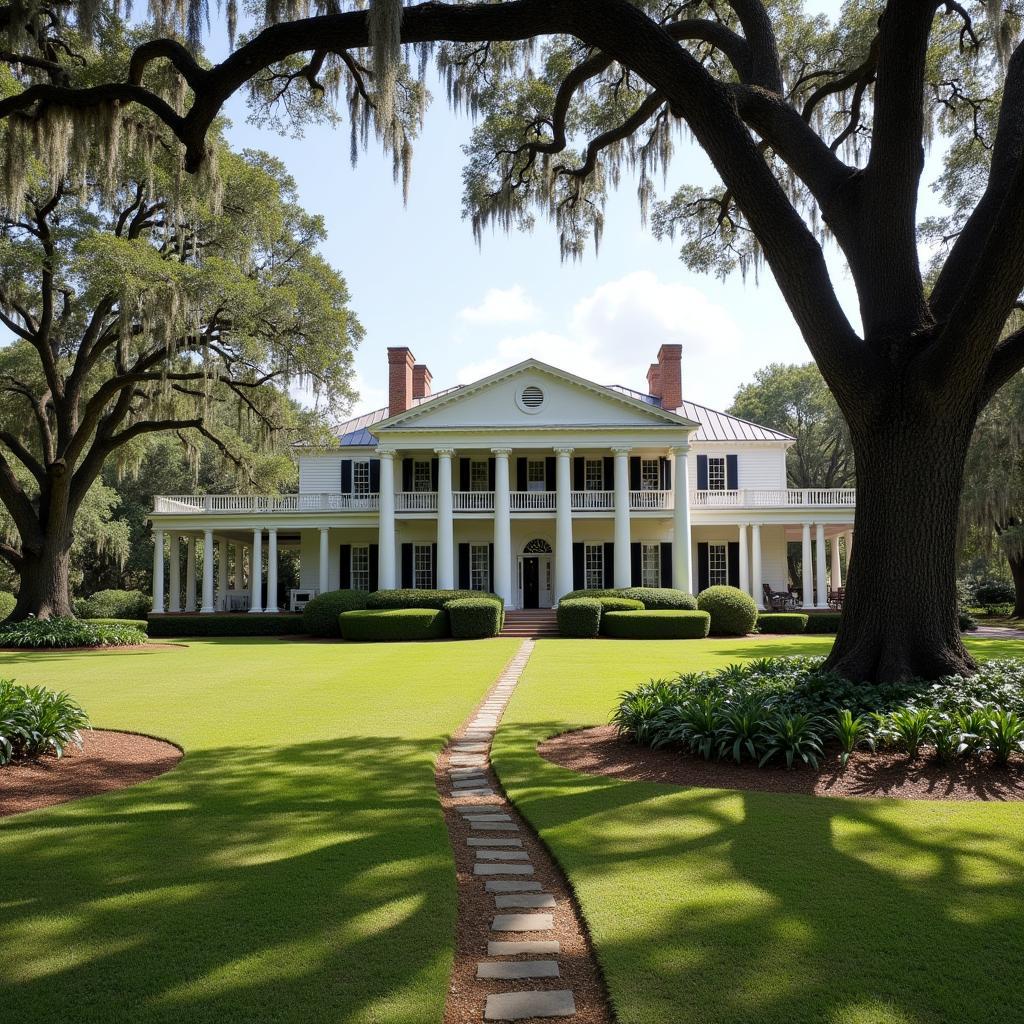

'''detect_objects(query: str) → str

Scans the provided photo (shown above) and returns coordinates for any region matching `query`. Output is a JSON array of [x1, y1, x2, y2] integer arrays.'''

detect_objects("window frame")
[[526, 459, 547, 492], [584, 543, 605, 591], [640, 458, 661, 491], [470, 543, 490, 592], [470, 460, 490, 492], [413, 544, 433, 589], [708, 543, 728, 587], [641, 543, 661, 588], [584, 458, 605, 491], [412, 460, 433, 493], [352, 459, 371, 495], [351, 544, 370, 591], [707, 456, 727, 492]]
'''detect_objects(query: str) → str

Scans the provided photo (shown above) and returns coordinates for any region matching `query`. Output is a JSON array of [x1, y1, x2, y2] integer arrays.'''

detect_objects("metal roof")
[[334, 385, 464, 446]]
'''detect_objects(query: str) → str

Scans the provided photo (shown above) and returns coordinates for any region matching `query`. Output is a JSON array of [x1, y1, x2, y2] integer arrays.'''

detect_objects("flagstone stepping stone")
[[485, 880, 543, 893], [476, 960, 560, 980], [491, 913, 553, 931], [451, 789, 494, 798], [453, 778, 490, 788], [462, 812, 510, 821], [453, 744, 488, 753], [449, 758, 488, 767], [467, 837, 522, 846], [473, 863, 534, 875], [487, 939, 559, 956], [450, 766, 487, 777], [457, 805, 503, 813], [475, 850, 530, 860], [470, 820, 517, 830], [484, 990, 576, 1020], [494, 893, 557, 909]]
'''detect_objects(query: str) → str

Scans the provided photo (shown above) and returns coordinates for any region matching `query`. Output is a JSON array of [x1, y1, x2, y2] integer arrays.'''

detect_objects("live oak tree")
[[4, 2, 1024, 679]]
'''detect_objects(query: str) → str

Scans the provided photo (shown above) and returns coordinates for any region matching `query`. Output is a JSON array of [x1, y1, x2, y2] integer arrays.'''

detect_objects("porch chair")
[[762, 583, 797, 612], [828, 587, 845, 611]]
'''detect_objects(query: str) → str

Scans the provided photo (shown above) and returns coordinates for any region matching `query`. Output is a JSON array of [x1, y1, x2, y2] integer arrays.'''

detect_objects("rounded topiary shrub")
[[756, 613, 808, 634], [448, 598, 503, 639], [602, 609, 711, 639], [559, 588, 622, 602], [596, 596, 645, 613], [557, 598, 602, 638], [0, 591, 14, 622], [620, 587, 698, 610], [338, 608, 449, 642], [697, 585, 758, 636], [76, 589, 151, 620], [302, 590, 370, 637]]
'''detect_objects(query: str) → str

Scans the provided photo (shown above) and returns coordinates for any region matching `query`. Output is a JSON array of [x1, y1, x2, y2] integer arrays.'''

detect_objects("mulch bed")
[[0, 729, 183, 817], [539, 725, 1024, 802]]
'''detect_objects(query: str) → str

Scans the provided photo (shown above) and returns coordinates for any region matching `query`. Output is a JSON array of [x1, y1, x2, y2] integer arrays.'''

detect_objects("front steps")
[[499, 610, 559, 638]]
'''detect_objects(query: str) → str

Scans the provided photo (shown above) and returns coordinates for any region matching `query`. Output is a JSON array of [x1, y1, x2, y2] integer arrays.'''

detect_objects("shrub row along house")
[[149, 346, 856, 613]]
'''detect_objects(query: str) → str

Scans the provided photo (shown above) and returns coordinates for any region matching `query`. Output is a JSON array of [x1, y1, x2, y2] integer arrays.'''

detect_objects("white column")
[[151, 528, 165, 613], [217, 537, 228, 610], [266, 529, 279, 613], [377, 448, 397, 590], [671, 446, 693, 593], [830, 534, 843, 590], [815, 522, 827, 608], [492, 448, 513, 606], [201, 529, 215, 612], [801, 523, 813, 608], [554, 446, 575, 601], [318, 527, 330, 594], [167, 532, 181, 612], [435, 447, 455, 589], [184, 535, 197, 612], [751, 524, 763, 608], [612, 447, 632, 587], [738, 523, 750, 595], [249, 528, 264, 613]]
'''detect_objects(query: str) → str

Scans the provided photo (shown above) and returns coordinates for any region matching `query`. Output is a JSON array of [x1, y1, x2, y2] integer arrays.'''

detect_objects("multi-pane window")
[[585, 459, 604, 491], [707, 457, 726, 491], [527, 459, 546, 491], [414, 544, 433, 589], [640, 458, 661, 490], [584, 544, 605, 590], [351, 544, 370, 591], [641, 543, 661, 588], [708, 543, 728, 587], [352, 459, 371, 494], [470, 460, 489, 492], [413, 460, 432, 492], [470, 544, 490, 591]]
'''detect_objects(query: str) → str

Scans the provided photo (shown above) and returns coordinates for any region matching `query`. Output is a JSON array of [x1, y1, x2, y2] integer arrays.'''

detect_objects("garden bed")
[[0, 729, 182, 817], [539, 725, 1024, 801]]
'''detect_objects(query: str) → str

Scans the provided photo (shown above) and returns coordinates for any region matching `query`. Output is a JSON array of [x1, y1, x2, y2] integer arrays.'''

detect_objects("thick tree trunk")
[[1009, 554, 1024, 621], [10, 532, 75, 620], [825, 405, 977, 682]]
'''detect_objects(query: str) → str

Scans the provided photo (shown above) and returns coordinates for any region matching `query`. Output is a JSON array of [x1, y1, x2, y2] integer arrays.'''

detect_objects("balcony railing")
[[453, 490, 495, 512], [691, 488, 856, 507], [571, 490, 613, 510], [395, 490, 438, 512], [511, 490, 556, 511], [153, 493, 379, 513]]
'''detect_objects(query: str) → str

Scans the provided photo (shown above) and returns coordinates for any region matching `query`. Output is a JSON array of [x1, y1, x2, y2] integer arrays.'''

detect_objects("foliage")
[[338, 608, 449, 642], [365, 589, 503, 611], [757, 712, 825, 770], [975, 580, 1017, 606], [557, 598, 602, 639], [0, 590, 13, 621], [833, 709, 874, 767], [0, 616, 145, 648], [697, 586, 758, 636], [960, 609, 980, 632], [302, 590, 369, 638], [0, 679, 90, 764], [985, 709, 1024, 766], [75, 589, 151, 621], [560, 588, 626, 602], [619, 588, 698, 611], [878, 706, 934, 756], [147, 614, 304, 637], [757, 613, 808, 634], [447, 598, 504, 639], [601, 610, 711, 640], [84, 618, 148, 631], [596, 596, 645, 613], [805, 612, 842, 634]]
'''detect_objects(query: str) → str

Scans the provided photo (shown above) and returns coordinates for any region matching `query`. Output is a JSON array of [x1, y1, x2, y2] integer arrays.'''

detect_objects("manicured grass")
[[0, 637, 518, 1024], [492, 635, 1024, 1024]]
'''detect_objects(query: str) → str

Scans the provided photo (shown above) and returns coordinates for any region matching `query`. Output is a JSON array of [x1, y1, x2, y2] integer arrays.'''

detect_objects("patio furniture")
[[289, 588, 318, 612], [763, 583, 798, 612], [828, 587, 845, 611]]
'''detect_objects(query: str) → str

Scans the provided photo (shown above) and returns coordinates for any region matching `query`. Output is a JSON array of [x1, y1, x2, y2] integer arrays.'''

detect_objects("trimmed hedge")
[[448, 598, 504, 639], [148, 614, 306, 637], [596, 596, 645, 613], [76, 589, 151, 620], [84, 618, 149, 632], [557, 598, 602, 638], [366, 588, 503, 611], [620, 587, 698, 610], [560, 588, 622, 602], [602, 609, 711, 639], [697, 585, 759, 636], [805, 612, 842, 634], [339, 608, 449, 641], [0, 591, 14, 621], [756, 613, 808, 634], [302, 590, 369, 637]]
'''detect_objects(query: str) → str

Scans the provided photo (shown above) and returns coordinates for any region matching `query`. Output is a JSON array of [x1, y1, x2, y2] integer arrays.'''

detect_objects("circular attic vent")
[[518, 384, 545, 413]]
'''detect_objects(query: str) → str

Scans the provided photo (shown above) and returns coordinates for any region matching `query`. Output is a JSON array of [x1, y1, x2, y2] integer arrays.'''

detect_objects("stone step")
[[469, 820, 518, 831], [494, 893, 557, 909], [467, 837, 522, 846], [475, 850, 530, 860], [485, 880, 543, 893], [476, 960, 560, 980], [487, 939, 559, 956], [491, 913, 554, 932], [473, 863, 534, 875], [484, 990, 576, 1020]]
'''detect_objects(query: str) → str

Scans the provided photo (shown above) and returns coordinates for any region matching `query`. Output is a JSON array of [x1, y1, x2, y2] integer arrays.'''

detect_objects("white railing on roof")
[[511, 490, 556, 511], [453, 490, 495, 512], [395, 491, 438, 512], [691, 488, 856, 508]]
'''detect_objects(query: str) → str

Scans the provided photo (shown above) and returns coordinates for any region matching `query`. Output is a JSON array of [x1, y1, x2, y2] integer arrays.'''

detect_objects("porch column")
[[201, 529, 215, 612], [671, 446, 693, 593], [612, 447, 632, 587], [168, 532, 181, 612], [492, 448, 513, 606], [184, 535, 197, 612], [266, 528, 279, 613], [751, 524, 763, 608], [377, 448, 397, 589], [217, 537, 228, 610], [554, 446, 575, 601], [801, 523, 813, 608], [318, 527, 330, 594], [151, 528, 165, 613], [815, 523, 827, 608], [435, 447, 456, 589], [738, 523, 750, 595], [249, 528, 264, 613], [830, 534, 843, 590]]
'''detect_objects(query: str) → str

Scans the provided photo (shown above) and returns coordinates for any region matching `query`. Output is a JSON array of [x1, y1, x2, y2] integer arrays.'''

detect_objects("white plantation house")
[[149, 345, 855, 614]]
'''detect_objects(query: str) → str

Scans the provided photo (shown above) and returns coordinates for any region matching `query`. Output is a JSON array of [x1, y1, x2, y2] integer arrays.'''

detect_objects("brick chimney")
[[412, 363, 432, 400], [646, 362, 661, 399], [388, 347, 415, 414], [652, 344, 682, 410]]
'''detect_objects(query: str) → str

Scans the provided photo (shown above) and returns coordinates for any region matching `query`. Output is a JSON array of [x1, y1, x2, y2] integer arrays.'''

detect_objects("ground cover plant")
[[0, 680, 90, 764], [0, 618, 146, 648]]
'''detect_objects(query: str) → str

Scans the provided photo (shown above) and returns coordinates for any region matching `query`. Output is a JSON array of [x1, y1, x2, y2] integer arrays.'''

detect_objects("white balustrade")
[[154, 493, 380, 513], [510, 491, 557, 511], [630, 489, 672, 510], [395, 491, 438, 512], [453, 490, 495, 512], [571, 490, 613, 510], [691, 488, 856, 508]]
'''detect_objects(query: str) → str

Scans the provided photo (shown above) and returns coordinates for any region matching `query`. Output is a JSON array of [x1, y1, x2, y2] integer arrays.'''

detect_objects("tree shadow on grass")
[[0, 735, 458, 1024]]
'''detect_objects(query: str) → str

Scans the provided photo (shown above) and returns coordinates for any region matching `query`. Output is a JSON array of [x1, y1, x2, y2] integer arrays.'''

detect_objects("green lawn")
[[0, 638, 518, 1024], [492, 635, 1024, 1024]]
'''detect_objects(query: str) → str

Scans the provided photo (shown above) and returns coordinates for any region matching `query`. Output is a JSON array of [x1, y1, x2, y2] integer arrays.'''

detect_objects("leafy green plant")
[[75, 589, 151, 620], [929, 715, 963, 763], [717, 696, 771, 764], [0, 617, 145, 648], [664, 693, 727, 759], [984, 709, 1024, 766], [0, 679, 90, 764], [758, 712, 825, 770], [833, 709, 874, 767], [697, 586, 758, 636], [611, 679, 679, 745], [883, 707, 935, 756], [955, 709, 990, 757], [0, 591, 14, 622]]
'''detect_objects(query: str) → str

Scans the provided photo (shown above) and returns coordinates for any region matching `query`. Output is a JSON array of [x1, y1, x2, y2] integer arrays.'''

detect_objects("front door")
[[523, 557, 540, 608]]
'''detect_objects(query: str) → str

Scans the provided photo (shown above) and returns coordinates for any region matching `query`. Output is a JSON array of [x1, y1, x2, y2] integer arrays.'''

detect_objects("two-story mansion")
[[149, 345, 856, 614]]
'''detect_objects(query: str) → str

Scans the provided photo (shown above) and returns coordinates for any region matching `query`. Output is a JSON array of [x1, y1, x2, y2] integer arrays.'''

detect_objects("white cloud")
[[458, 285, 540, 325]]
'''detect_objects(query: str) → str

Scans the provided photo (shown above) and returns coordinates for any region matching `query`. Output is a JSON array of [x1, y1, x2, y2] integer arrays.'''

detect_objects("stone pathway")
[[435, 640, 613, 1024]]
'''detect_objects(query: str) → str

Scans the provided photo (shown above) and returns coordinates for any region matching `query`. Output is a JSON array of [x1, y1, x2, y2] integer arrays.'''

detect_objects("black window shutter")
[[573, 457, 585, 490], [339, 544, 351, 589], [660, 457, 672, 490], [630, 542, 642, 586], [459, 458, 470, 491], [603, 542, 615, 588], [697, 454, 709, 490], [402, 458, 413, 491], [488, 458, 496, 490], [431, 543, 438, 588], [340, 459, 353, 494], [516, 457, 528, 491], [572, 543, 585, 590], [697, 542, 710, 592], [458, 543, 470, 589], [726, 455, 739, 490], [401, 544, 413, 588], [370, 459, 381, 493], [430, 458, 439, 491], [660, 542, 673, 588], [369, 545, 379, 592], [603, 456, 614, 490], [728, 541, 740, 587], [545, 456, 556, 490], [488, 543, 494, 590], [629, 456, 641, 490]]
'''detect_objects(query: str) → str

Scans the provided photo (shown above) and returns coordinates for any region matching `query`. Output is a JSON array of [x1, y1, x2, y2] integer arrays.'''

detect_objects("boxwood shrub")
[[602, 609, 711, 639], [620, 587, 698, 610], [756, 613, 808, 634], [366, 588, 503, 611], [596, 596, 645, 613], [557, 598, 602, 638], [339, 608, 449, 641], [697, 585, 759, 636], [560, 588, 622, 602], [148, 614, 305, 637], [75, 589, 151, 620], [302, 590, 369, 637], [448, 598, 504, 639], [0, 591, 14, 622], [805, 612, 842, 634]]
